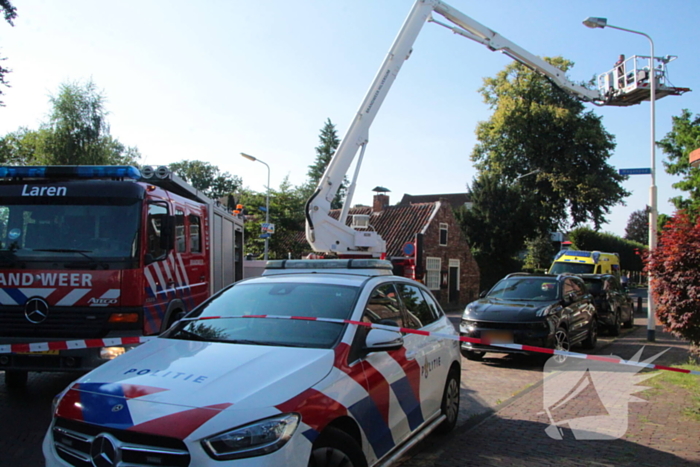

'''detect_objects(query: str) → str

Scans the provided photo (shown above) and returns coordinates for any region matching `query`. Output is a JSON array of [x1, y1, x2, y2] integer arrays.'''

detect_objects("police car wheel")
[[434, 368, 460, 435], [309, 427, 367, 467], [4, 370, 28, 389]]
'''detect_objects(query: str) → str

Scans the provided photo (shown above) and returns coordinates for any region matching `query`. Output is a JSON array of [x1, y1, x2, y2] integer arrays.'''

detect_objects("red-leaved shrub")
[[646, 211, 700, 345]]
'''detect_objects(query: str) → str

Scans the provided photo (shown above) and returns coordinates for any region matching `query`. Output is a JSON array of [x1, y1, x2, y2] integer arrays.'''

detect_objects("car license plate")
[[483, 331, 513, 344], [15, 350, 59, 355]]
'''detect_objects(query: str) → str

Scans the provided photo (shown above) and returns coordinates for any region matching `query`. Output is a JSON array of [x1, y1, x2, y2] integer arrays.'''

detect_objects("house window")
[[426, 257, 441, 290], [439, 223, 448, 246]]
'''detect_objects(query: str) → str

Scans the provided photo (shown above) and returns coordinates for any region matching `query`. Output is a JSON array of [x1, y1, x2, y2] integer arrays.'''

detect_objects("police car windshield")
[[0, 200, 140, 259], [488, 278, 559, 301], [167, 282, 360, 349]]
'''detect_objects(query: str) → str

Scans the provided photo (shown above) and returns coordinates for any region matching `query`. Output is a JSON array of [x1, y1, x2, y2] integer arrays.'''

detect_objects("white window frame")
[[439, 223, 448, 246], [426, 257, 442, 290], [449, 259, 460, 291]]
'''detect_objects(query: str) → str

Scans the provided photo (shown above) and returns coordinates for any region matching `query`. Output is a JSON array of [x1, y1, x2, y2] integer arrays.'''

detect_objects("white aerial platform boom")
[[305, 0, 689, 257]]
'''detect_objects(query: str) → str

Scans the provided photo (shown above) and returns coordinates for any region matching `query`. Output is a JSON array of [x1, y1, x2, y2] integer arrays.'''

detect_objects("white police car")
[[44, 259, 461, 466]]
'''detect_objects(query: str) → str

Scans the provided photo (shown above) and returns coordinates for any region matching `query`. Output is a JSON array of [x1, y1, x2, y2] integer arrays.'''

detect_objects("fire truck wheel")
[[4, 370, 28, 389]]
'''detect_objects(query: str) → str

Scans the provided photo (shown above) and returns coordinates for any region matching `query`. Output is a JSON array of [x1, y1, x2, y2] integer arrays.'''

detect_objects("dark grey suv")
[[580, 274, 634, 336], [459, 273, 598, 361]]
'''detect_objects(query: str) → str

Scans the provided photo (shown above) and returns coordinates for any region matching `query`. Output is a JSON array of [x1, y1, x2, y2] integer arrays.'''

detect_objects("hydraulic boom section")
[[305, 0, 689, 257]]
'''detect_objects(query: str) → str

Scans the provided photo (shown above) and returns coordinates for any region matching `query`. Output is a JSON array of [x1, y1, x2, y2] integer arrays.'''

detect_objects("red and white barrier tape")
[[2, 315, 698, 376], [0, 336, 154, 355]]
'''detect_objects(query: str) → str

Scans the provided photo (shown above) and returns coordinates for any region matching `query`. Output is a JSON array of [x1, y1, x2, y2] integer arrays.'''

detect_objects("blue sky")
[[1, 0, 698, 238]]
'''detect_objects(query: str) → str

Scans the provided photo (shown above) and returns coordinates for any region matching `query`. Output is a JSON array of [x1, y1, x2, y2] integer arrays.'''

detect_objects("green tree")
[[38, 80, 141, 165], [238, 177, 306, 260], [523, 235, 557, 271], [658, 109, 700, 221], [169, 160, 241, 201], [1, 80, 140, 165], [624, 207, 650, 244], [0, 0, 17, 106], [305, 119, 347, 209], [456, 172, 534, 289], [472, 58, 629, 233], [0, 127, 48, 165]]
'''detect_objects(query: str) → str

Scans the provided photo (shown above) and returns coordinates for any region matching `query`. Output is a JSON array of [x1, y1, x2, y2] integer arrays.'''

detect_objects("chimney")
[[373, 193, 389, 212], [372, 186, 391, 213]]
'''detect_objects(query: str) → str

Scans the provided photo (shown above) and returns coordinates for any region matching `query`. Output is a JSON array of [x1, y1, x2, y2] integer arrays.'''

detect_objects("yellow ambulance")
[[548, 250, 621, 276]]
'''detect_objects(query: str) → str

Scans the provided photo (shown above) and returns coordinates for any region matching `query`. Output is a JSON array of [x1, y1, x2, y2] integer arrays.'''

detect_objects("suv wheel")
[[582, 317, 598, 349], [623, 311, 634, 328], [434, 369, 460, 434], [609, 311, 621, 336], [554, 327, 570, 352], [309, 427, 367, 467]]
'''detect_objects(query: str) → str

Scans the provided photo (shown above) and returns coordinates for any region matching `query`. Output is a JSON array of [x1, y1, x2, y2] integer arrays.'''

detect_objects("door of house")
[[448, 259, 460, 304]]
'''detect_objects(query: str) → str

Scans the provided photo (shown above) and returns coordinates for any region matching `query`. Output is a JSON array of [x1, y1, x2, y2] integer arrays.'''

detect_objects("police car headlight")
[[202, 413, 300, 460]]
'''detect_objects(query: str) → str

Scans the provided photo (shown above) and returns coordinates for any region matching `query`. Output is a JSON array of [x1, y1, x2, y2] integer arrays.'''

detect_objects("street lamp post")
[[583, 17, 657, 341], [240, 152, 270, 261]]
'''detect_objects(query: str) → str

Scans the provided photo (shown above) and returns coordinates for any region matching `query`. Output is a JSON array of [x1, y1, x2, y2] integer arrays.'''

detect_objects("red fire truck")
[[0, 165, 244, 387]]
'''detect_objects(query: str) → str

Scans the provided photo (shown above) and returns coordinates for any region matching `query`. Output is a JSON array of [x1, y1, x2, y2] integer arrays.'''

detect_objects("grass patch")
[[644, 362, 700, 422]]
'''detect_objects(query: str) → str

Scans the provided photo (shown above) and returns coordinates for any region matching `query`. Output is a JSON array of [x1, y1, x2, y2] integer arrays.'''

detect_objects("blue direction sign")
[[619, 168, 651, 175]]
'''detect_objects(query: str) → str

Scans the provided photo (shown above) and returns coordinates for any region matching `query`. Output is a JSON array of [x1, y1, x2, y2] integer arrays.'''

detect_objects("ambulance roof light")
[[0, 165, 141, 180]]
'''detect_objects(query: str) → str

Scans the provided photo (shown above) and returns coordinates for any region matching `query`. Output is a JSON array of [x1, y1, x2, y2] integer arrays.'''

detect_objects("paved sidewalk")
[[401, 312, 700, 466]]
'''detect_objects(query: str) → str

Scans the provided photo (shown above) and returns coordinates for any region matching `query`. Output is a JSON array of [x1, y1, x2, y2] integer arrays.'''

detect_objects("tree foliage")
[[0, 0, 17, 106], [472, 57, 629, 233], [624, 206, 650, 244], [568, 226, 645, 272], [523, 235, 557, 271], [0, 80, 140, 165], [456, 172, 534, 289], [304, 118, 346, 209], [658, 109, 700, 221], [168, 160, 241, 201], [238, 176, 306, 260], [647, 211, 700, 345]]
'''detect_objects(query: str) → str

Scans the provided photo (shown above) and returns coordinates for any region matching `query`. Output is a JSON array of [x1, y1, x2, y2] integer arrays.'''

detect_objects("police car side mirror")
[[479, 290, 488, 298], [364, 328, 404, 352]]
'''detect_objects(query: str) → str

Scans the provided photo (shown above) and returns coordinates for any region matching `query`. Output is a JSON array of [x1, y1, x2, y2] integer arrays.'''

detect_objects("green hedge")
[[567, 227, 645, 272]]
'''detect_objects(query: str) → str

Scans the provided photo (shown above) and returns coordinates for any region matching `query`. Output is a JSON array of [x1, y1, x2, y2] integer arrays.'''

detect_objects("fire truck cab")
[[0, 165, 244, 387]]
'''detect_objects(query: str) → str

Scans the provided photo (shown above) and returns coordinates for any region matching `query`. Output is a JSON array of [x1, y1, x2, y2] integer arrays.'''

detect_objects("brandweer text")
[[0, 273, 92, 287]]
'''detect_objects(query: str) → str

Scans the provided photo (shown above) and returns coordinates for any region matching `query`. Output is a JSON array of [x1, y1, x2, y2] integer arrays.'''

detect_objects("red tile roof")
[[328, 203, 438, 257]]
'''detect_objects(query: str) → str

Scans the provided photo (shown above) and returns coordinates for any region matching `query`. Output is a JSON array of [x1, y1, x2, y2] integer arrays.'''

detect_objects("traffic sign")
[[619, 168, 651, 175], [259, 233, 271, 239]]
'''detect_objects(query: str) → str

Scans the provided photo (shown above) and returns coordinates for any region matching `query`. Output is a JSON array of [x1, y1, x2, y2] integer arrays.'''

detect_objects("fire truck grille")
[[0, 307, 113, 338], [53, 418, 191, 467]]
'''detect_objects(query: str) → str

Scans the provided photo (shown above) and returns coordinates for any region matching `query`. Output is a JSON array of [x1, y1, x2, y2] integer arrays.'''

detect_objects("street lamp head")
[[583, 17, 607, 29], [240, 152, 257, 162]]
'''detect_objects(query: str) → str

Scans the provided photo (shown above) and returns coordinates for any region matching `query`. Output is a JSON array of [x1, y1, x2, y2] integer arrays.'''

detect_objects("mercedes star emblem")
[[90, 433, 122, 467], [24, 297, 50, 324]]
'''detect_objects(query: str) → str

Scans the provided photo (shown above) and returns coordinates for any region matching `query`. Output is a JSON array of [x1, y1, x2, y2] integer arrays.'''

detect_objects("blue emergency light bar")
[[0, 165, 141, 180], [265, 259, 393, 270]]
